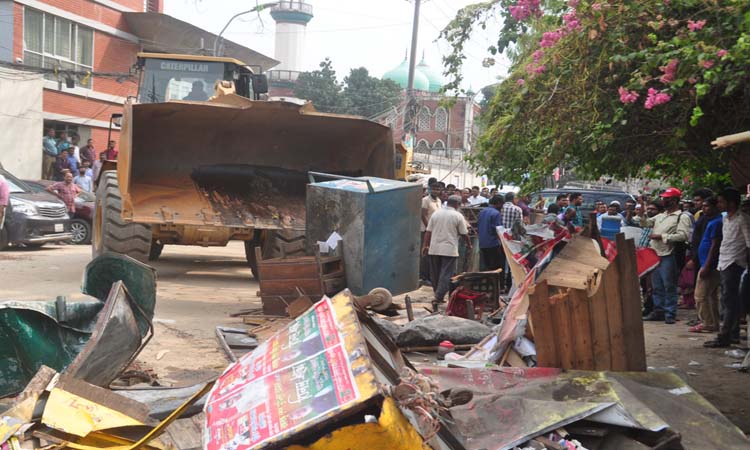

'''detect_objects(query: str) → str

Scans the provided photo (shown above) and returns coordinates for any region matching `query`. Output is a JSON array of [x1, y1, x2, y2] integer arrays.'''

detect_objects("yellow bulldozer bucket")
[[116, 99, 395, 230]]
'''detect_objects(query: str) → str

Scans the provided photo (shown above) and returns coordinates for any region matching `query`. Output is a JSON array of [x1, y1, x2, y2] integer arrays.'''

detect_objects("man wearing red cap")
[[639, 187, 692, 324]]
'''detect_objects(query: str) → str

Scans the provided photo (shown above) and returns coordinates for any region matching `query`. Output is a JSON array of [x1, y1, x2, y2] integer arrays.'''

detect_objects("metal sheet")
[[420, 367, 750, 450], [65, 281, 151, 387]]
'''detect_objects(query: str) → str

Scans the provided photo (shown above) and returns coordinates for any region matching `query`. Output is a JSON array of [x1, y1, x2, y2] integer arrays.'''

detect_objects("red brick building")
[[0, 0, 276, 157], [2, 0, 163, 147]]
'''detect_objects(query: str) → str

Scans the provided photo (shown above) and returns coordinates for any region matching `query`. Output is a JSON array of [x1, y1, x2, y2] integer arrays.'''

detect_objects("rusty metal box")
[[306, 176, 421, 296]]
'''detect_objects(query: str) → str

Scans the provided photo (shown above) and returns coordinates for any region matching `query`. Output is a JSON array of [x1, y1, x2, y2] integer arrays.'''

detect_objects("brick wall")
[[44, 90, 122, 123], [92, 31, 140, 97], [12, 2, 23, 60], [28, 0, 140, 30]]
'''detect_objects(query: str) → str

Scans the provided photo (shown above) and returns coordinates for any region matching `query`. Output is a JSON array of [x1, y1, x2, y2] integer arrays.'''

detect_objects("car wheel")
[[70, 219, 91, 245]]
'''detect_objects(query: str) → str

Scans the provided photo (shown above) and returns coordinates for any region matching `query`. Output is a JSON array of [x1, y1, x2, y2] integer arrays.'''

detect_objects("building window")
[[415, 139, 430, 154], [435, 107, 448, 132], [417, 107, 431, 131], [432, 139, 446, 156], [23, 8, 94, 89]]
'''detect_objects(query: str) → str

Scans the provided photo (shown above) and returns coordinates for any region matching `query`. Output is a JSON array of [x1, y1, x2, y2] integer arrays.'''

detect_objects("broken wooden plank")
[[569, 289, 595, 370], [603, 263, 627, 371], [550, 292, 575, 369], [615, 233, 647, 371], [588, 273, 612, 371], [527, 281, 559, 368]]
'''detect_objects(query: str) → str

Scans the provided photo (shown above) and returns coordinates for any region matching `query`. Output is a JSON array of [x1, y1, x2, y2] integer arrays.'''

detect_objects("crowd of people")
[[419, 177, 555, 303], [420, 178, 750, 349], [42, 128, 117, 191], [632, 187, 750, 348]]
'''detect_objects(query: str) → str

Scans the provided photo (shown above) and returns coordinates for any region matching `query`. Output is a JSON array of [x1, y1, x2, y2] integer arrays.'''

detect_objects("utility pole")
[[403, 0, 421, 139]]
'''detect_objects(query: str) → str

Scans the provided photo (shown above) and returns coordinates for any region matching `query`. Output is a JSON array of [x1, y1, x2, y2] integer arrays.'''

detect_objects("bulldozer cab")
[[135, 53, 268, 102]]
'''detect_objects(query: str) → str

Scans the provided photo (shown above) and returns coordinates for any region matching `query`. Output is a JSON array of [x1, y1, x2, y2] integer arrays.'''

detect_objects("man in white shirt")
[[420, 182, 443, 283], [704, 188, 750, 347], [423, 195, 472, 303], [468, 186, 484, 206]]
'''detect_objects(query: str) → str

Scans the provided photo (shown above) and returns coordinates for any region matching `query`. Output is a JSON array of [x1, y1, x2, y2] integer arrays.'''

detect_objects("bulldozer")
[[92, 52, 395, 275]]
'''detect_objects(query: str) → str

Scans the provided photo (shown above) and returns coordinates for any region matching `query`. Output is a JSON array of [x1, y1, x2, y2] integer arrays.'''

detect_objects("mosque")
[[265, 0, 485, 187], [376, 55, 484, 187]]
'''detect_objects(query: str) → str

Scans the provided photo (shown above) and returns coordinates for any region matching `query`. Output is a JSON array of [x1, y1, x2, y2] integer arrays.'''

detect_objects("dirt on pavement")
[[0, 242, 748, 433]]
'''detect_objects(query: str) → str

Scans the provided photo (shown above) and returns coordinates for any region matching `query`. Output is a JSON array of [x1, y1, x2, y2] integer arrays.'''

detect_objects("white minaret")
[[270, 1, 313, 72]]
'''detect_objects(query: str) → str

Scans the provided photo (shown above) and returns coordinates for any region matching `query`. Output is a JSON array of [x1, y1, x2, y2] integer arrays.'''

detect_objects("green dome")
[[417, 58, 443, 93], [383, 58, 430, 91]]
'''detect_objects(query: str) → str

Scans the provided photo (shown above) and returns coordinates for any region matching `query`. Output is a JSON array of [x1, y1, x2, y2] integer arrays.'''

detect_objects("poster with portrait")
[[204, 297, 360, 450]]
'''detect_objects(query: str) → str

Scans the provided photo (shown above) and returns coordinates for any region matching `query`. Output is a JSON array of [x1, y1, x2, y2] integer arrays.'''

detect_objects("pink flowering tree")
[[440, 0, 749, 189]]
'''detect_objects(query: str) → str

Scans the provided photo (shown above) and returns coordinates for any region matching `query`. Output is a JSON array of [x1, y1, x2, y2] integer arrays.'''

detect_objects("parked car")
[[0, 168, 73, 249], [23, 180, 95, 245], [531, 188, 636, 221]]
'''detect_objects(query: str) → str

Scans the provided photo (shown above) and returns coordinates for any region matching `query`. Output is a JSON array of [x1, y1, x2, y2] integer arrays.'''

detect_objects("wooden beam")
[[528, 281, 559, 368], [569, 289, 595, 370], [615, 233, 647, 371]]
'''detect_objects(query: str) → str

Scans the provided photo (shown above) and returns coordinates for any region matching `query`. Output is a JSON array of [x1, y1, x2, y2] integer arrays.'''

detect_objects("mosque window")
[[415, 139, 430, 154], [432, 139, 446, 156], [435, 107, 448, 132], [417, 107, 431, 131]]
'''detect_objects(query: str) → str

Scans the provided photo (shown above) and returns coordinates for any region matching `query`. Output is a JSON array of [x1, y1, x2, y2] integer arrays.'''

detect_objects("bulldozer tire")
[[244, 240, 260, 279], [244, 230, 305, 280], [149, 241, 164, 261], [262, 229, 306, 259], [93, 171, 153, 262]]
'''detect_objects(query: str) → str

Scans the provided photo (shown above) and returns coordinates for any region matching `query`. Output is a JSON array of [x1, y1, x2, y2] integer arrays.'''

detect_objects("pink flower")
[[688, 77, 697, 84], [532, 49, 545, 63], [567, 0, 579, 8], [517, 79, 525, 86], [562, 11, 581, 31], [717, 49, 728, 58], [644, 88, 671, 109], [658, 59, 679, 84], [618, 87, 639, 104], [540, 30, 564, 48], [592, 3, 602, 10], [525, 63, 546, 75], [687, 19, 706, 32], [509, 0, 542, 22], [700, 60, 714, 69]]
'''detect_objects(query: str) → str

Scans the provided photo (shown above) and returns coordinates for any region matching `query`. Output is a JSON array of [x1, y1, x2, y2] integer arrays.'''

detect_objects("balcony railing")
[[268, 70, 301, 82], [271, 1, 313, 15]]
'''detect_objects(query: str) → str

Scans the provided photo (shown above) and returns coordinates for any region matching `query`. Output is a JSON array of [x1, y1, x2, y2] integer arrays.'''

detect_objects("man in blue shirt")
[[692, 196, 722, 333], [566, 192, 584, 227], [42, 128, 58, 180], [477, 195, 504, 270]]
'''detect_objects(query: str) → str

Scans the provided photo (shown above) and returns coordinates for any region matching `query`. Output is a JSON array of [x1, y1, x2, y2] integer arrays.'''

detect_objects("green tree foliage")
[[441, 0, 750, 190], [293, 58, 345, 113], [293, 60, 403, 118], [342, 67, 403, 118]]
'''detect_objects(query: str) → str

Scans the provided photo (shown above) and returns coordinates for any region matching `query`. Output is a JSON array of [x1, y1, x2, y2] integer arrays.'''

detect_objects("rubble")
[[0, 253, 156, 398]]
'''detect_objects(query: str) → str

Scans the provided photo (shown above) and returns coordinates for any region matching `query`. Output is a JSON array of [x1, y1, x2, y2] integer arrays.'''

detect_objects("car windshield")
[[1, 171, 29, 194]]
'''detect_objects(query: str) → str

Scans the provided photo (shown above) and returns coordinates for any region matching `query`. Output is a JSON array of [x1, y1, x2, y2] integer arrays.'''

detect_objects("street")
[[1, 243, 748, 434]]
